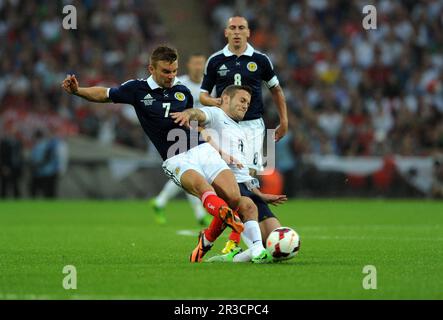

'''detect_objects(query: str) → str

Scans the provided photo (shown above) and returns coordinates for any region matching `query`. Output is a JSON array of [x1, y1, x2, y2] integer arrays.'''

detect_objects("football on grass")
[[266, 227, 300, 261]]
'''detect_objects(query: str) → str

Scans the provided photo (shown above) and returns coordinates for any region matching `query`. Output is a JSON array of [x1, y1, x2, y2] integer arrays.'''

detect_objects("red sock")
[[201, 191, 227, 217], [229, 230, 241, 244], [201, 191, 229, 242], [204, 216, 226, 242]]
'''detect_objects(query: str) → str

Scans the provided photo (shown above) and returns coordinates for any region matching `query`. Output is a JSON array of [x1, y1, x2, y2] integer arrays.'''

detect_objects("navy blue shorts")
[[238, 183, 276, 222]]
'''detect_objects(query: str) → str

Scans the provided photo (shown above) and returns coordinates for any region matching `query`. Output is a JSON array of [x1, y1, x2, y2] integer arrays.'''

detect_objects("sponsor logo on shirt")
[[217, 64, 229, 76], [141, 93, 155, 106]]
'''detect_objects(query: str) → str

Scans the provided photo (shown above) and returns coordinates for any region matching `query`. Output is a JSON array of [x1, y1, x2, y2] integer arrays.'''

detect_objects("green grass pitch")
[[0, 199, 442, 300]]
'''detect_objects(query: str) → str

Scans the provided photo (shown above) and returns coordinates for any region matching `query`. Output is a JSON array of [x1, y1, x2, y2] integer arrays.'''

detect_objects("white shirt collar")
[[147, 75, 180, 90], [223, 43, 254, 57]]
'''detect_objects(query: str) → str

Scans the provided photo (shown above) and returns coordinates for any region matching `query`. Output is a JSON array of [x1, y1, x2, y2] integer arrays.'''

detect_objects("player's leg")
[[219, 183, 277, 263], [150, 180, 182, 224], [181, 169, 243, 232], [185, 192, 212, 226], [163, 143, 243, 262], [207, 196, 271, 263], [221, 182, 259, 253], [236, 196, 271, 260], [260, 217, 281, 245], [210, 169, 241, 211], [180, 169, 244, 262], [162, 144, 243, 233], [210, 193, 272, 263]]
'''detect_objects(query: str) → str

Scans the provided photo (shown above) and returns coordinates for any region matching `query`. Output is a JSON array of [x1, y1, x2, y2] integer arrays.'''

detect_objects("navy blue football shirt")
[[201, 43, 279, 121], [108, 76, 203, 160]]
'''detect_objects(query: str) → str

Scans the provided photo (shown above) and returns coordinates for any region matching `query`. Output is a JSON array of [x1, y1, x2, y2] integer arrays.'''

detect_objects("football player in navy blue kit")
[[149, 54, 211, 227], [61, 46, 257, 262], [200, 16, 289, 253]]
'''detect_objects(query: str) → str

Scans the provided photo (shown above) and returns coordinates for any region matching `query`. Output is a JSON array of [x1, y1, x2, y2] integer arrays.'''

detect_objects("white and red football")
[[266, 227, 300, 261]]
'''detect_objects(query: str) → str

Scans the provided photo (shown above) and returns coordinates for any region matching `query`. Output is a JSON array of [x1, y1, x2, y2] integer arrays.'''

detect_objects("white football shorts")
[[162, 142, 230, 187]]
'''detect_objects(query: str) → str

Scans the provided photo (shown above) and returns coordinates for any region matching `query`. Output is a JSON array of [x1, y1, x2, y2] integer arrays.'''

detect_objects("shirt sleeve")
[[200, 57, 217, 94], [200, 107, 218, 126], [261, 54, 280, 89], [108, 80, 137, 105]]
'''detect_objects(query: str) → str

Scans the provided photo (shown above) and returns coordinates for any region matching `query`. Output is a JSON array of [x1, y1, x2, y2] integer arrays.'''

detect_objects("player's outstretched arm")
[[61, 74, 111, 103], [199, 92, 222, 107], [171, 109, 207, 128], [270, 85, 288, 142]]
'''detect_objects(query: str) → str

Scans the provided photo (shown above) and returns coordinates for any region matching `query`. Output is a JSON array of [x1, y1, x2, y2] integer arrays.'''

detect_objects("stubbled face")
[[149, 60, 178, 88], [225, 17, 250, 50], [224, 89, 251, 121], [187, 55, 206, 81]]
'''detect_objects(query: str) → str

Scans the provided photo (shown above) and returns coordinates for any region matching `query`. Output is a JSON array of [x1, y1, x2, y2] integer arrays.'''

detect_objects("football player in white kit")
[[200, 16, 289, 253], [172, 85, 287, 263], [150, 54, 212, 226]]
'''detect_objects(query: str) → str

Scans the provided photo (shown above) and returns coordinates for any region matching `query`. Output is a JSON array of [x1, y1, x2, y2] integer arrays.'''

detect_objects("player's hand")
[[213, 98, 222, 107], [171, 112, 191, 128], [61, 74, 79, 94], [260, 193, 288, 206], [274, 121, 288, 142]]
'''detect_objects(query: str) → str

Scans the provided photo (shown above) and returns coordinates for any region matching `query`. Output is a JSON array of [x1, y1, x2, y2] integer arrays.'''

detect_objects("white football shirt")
[[201, 107, 254, 183]]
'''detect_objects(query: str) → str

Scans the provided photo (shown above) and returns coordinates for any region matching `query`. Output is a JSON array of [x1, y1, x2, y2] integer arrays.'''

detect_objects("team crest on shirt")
[[174, 92, 186, 101], [247, 62, 258, 72], [175, 167, 181, 175]]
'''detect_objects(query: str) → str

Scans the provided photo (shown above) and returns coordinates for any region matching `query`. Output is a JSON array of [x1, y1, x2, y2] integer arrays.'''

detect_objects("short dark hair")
[[150, 45, 178, 66], [221, 85, 252, 99]]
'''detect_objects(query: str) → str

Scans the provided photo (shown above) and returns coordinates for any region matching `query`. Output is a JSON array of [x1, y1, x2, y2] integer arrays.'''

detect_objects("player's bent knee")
[[238, 197, 258, 221], [224, 192, 241, 210]]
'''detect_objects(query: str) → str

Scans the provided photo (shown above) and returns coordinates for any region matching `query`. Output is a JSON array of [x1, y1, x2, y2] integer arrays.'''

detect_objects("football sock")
[[201, 191, 228, 217], [241, 232, 253, 248], [229, 230, 241, 244], [186, 193, 207, 220], [204, 216, 226, 242], [242, 220, 265, 257], [201, 191, 233, 242], [155, 180, 181, 207]]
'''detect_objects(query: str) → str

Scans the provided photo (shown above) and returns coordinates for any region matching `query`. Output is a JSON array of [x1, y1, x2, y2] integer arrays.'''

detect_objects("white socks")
[[155, 180, 181, 207], [239, 220, 264, 258]]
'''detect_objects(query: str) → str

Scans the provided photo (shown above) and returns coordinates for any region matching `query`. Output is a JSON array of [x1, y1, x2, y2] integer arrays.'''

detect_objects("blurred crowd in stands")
[[0, 0, 167, 154], [1, 0, 443, 198], [0, 0, 166, 197], [205, 0, 443, 159]]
